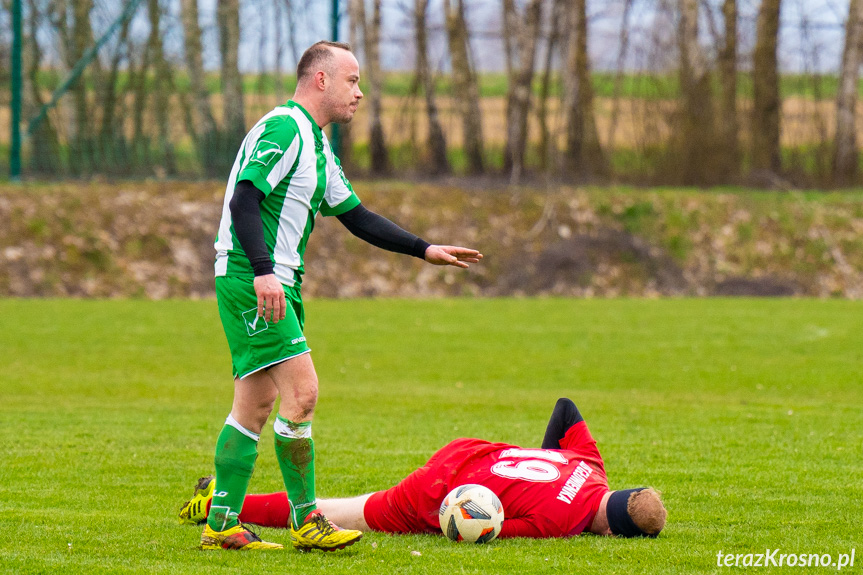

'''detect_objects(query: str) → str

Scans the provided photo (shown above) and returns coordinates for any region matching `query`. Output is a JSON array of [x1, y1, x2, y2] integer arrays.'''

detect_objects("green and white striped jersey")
[[214, 100, 360, 287]]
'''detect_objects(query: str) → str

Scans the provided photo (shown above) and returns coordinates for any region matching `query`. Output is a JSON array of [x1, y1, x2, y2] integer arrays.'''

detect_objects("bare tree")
[[337, 0, 364, 172], [833, 0, 863, 185], [147, 0, 175, 175], [273, 0, 284, 103], [62, 0, 95, 174], [674, 0, 718, 184], [562, 0, 605, 178], [717, 0, 739, 176], [537, 0, 566, 172], [354, 0, 390, 175], [218, 0, 245, 143], [180, 0, 217, 146], [751, 0, 782, 173], [96, 4, 131, 161], [444, 0, 484, 174], [415, 0, 449, 174], [282, 0, 301, 70], [606, 0, 634, 151], [24, 0, 61, 174], [502, 0, 543, 182], [128, 36, 151, 169]]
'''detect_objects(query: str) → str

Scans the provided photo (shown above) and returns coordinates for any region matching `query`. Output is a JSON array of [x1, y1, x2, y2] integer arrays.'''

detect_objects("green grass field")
[[28, 69, 856, 100], [1, 298, 860, 574]]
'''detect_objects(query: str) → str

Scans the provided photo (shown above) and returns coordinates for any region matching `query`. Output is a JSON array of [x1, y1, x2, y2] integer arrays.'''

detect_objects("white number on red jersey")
[[491, 449, 568, 482]]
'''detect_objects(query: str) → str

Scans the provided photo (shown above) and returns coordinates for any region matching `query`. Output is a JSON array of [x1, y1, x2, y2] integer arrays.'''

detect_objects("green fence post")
[[10, 0, 22, 181]]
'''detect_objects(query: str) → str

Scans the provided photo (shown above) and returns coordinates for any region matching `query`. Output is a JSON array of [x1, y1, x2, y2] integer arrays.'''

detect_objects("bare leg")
[[230, 372, 279, 434], [229, 352, 318, 435], [316, 493, 375, 531], [266, 352, 319, 423]]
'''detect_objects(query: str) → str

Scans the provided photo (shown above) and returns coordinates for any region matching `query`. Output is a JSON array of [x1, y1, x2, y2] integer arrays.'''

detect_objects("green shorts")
[[215, 275, 310, 379]]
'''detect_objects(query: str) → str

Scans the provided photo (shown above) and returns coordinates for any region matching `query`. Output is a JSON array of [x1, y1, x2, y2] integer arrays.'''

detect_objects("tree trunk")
[[273, 0, 284, 104], [444, 0, 484, 174], [25, 0, 61, 175], [338, 0, 364, 173], [148, 0, 175, 176], [562, 0, 604, 178], [537, 0, 565, 172], [833, 0, 863, 184], [502, 0, 543, 182], [130, 38, 152, 171], [356, 0, 390, 175], [415, 0, 449, 175], [717, 0, 739, 176], [675, 0, 718, 185], [180, 0, 217, 141], [69, 0, 95, 175], [218, 0, 245, 144], [283, 0, 301, 72], [97, 4, 132, 173], [606, 0, 633, 151], [751, 0, 782, 173]]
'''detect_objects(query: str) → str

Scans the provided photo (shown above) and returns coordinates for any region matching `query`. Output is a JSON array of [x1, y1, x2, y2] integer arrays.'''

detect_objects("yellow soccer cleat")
[[179, 475, 215, 525], [200, 523, 284, 550], [289, 511, 363, 552]]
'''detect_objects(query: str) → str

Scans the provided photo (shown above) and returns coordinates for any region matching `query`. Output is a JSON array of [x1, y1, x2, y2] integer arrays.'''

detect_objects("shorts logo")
[[241, 307, 269, 336], [249, 140, 284, 166], [290, 336, 306, 346]]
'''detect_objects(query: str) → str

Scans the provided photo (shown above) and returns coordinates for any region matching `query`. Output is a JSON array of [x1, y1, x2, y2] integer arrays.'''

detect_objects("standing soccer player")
[[202, 41, 482, 552]]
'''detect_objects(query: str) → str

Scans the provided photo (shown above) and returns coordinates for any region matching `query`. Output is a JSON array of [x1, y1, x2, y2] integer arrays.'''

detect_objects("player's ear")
[[315, 70, 327, 91]]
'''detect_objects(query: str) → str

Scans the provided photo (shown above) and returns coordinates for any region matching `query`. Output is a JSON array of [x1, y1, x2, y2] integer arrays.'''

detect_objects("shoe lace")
[[238, 523, 263, 542], [312, 513, 338, 535]]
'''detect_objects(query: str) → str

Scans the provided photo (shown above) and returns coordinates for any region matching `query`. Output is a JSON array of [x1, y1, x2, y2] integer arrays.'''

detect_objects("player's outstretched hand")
[[424, 245, 483, 269], [253, 274, 287, 323]]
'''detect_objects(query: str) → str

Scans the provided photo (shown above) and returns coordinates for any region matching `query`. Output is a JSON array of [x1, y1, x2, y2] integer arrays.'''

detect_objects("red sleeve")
[[499, 515, 565, 538], [559, 421, 601, 462]]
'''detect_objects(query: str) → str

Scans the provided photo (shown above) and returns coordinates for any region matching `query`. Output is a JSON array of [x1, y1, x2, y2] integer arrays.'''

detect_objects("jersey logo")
[[242, 307, 269, 336], [250, 140, 284, 166], [337, 164, 352, 189]]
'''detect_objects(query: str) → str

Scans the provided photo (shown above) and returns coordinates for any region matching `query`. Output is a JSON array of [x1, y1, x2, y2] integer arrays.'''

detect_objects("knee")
[[252, 390, 278, 421], [294, 377, 318, 419], [555, 397, 583, 424]]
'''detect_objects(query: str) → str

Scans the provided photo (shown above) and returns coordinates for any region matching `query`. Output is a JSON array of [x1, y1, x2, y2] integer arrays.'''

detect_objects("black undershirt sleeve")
[[336, 204, 430, 259], [541, 398, 585, 449], [229, 179, 274, 276]]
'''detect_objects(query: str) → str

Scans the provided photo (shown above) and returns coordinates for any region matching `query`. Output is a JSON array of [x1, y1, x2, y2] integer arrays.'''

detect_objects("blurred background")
[[1, 0, 860, 187], [2, 0, 863, 301]]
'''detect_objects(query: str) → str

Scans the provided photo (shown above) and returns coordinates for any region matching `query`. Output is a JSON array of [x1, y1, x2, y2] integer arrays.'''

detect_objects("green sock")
[[207, 415, 259, 532], [273, 415, 316, 529]]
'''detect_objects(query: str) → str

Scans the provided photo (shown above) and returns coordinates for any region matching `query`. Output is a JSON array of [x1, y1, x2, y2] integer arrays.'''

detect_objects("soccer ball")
[[438, 484, 504, 543]]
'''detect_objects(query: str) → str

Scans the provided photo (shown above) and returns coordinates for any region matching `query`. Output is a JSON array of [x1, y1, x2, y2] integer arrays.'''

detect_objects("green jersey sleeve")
[[320, 153, 361, 216], [237, 116, 302, 196]]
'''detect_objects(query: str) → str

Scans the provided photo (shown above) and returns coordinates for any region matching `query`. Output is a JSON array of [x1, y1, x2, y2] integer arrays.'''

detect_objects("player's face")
[[325, 49, 363, 124]]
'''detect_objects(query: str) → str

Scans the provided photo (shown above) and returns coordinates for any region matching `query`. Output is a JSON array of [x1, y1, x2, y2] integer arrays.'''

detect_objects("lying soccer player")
[[180, 398, 666, 540]]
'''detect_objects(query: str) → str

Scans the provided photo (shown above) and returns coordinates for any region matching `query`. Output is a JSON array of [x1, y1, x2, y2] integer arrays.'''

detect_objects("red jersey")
[[364, 421, 608, 538]]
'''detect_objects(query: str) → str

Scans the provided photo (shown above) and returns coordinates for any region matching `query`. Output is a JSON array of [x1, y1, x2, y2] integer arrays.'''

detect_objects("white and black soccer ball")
[[438, 484, 504, 543]]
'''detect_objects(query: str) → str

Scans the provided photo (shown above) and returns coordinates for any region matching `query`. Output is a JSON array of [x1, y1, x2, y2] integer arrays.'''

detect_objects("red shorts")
[[363, 439, 480, 534]]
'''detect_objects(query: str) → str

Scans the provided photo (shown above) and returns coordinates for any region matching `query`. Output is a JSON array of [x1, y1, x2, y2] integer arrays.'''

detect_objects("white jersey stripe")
[[266, 133, 300, 192], [214, 101, 359, 285], [272, 107, 320, 274]]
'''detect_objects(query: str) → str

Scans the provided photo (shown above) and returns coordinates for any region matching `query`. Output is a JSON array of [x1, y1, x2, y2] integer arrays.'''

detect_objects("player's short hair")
[[627, 488, 667, 536], [296, 41, 353, 81]]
